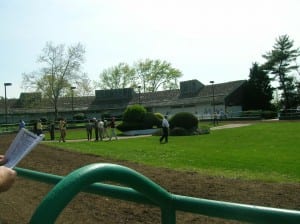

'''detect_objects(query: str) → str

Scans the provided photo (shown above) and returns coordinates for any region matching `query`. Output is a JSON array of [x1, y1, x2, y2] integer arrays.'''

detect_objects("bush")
[[123, 104, 146, 123], [142, 112, 161, 129], [170, 127, 188, 136], [118, 105, 161, 131], [73, 113, 86, 120], [117, 121, 143, 132], [169, 112, 198, 130], [154, 112, 164, 120]]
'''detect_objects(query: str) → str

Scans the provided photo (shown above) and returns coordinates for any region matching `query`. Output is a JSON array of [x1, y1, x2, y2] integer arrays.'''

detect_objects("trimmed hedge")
[[123, 104, 146, 122], [169, 112, 198, 130], [168, 112, 201, 136], [117, 105, 161, 131]]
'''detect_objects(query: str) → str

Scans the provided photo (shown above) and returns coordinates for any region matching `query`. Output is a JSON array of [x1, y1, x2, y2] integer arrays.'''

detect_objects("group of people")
[[32, 119, 66, 142], [0, 115, 170, 195], [86, 117, 118, 141], [17, 115, 170, 144]]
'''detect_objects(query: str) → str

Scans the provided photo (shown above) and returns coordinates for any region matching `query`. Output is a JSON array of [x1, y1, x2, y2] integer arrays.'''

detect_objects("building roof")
[[1, 79, 246, 113], [129, 80, 246, 107]]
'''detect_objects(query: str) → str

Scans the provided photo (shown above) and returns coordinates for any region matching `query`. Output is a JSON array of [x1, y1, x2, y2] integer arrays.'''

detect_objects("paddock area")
[[0, 133, 299, 223]]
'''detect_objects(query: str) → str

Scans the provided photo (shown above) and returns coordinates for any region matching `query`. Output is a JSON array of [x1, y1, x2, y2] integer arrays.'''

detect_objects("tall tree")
[[97, 63, 135, 89], [22, 42, 85, 118], [262, 34, 300, 109], [135, 59, 182, 92], [74, 73, 94, 96], [243, 63, 273, 110]]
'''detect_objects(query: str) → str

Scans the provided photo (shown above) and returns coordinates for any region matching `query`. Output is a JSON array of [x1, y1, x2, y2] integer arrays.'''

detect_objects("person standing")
[[213, 112, 218, 126], [160, 115, 169, 143], [19, 120, 25, 130], [98, 119, 104, 141], [59, 119, 67, 142], [103, 119, 109, 138], [36, 120, 43, 136], [86, 119, 93, 141], [49, 121, 55, 141], [93, 118, 99, 141], [109, 117, 118, 141]]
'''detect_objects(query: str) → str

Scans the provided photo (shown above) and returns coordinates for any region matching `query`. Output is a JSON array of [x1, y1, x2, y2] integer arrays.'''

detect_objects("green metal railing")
[[15, 163, 300, 224]]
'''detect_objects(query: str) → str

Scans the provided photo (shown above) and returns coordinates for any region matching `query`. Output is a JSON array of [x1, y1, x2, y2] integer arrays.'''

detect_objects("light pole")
[[4, 82, 12, 128], [210, 81, 215, 113], [71, 86, 76, 119], [210, 81, 216, 125], [138, 86, 141, 104]]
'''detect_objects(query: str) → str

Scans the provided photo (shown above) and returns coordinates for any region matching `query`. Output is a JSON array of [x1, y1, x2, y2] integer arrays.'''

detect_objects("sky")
[[1, 0, 300, 98]]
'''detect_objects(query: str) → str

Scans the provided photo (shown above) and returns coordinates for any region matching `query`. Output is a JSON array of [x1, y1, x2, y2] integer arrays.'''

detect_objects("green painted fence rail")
[[15, 163, 300, 224]]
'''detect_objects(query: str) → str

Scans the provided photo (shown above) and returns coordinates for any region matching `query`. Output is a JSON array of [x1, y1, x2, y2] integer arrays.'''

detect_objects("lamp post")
[[4, 82, 12, 128], [210, 81, 215, 113], [138, 86, 141, 104], [210, 81, 216, 125], [71, 86, 76, 119]]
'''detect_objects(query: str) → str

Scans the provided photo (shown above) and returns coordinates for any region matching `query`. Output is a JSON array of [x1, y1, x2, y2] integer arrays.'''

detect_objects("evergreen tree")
[[244, 63, 273, 110], [262, 35, 300, 109]]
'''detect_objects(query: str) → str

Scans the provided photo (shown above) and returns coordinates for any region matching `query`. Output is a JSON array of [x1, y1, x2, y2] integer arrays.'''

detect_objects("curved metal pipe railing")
[[15, 164, 300, 224]]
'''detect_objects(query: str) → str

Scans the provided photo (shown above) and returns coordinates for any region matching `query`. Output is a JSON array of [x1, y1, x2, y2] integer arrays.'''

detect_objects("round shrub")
[[123, 104, 146, 123], [117, 121, 143, 132], [169, 112, 198, 130], [143, 112, 161, 129], [73, 113, 86, 120], [154, 112, 164, 120], [170, 127, 188, 136]]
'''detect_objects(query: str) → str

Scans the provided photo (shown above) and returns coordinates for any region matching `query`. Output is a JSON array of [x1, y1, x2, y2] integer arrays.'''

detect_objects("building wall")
[[149, 102, 242, 120]]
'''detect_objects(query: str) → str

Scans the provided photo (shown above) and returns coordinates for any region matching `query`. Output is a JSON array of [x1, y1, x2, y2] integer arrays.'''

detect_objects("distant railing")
[[279, 109, 300, 120], [15, 163, 300, 224]]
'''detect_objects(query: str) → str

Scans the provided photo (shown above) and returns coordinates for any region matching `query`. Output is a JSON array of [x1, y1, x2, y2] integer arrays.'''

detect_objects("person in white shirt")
[[160, 116, 169, 143], [98, 120, 104, 141]]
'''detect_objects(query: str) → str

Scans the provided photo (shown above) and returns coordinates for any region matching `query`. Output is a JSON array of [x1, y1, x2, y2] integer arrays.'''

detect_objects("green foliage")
[[244, 63, 273, 110], [22, 42, 85, 118], [116, 121, 142, 132], [170, 127, 188, 136], [143, 112, 161, 129], [118, 105, 159, 131], [18, 92, 42, 108], [154, 112, 164, 120], [73, 113, 86, 120], [262, 34, 300, 109], [123, 104, 146, 122], [97, 59, 182, 92], [135, 59, 182, 92], [98, 62, 135, 89], [169, 112, 198, 130]]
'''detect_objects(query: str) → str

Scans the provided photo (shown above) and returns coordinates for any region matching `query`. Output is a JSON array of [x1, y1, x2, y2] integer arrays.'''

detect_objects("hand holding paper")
[[3, 128, 44, 168]]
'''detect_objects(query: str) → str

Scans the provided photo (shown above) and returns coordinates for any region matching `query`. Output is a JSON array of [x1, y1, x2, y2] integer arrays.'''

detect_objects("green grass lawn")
[[44, 121, 300, 182]]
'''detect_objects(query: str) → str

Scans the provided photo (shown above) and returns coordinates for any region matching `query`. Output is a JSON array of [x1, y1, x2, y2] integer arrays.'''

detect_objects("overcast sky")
[[1, 0, 300, 98]]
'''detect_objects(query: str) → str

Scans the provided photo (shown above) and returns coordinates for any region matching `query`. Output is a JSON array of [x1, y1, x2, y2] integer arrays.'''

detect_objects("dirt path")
[[210, 123, 252, 130]]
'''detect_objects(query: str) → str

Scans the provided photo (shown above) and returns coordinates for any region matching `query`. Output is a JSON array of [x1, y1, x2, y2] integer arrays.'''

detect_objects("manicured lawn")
[[44, 121, 300, 182]]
